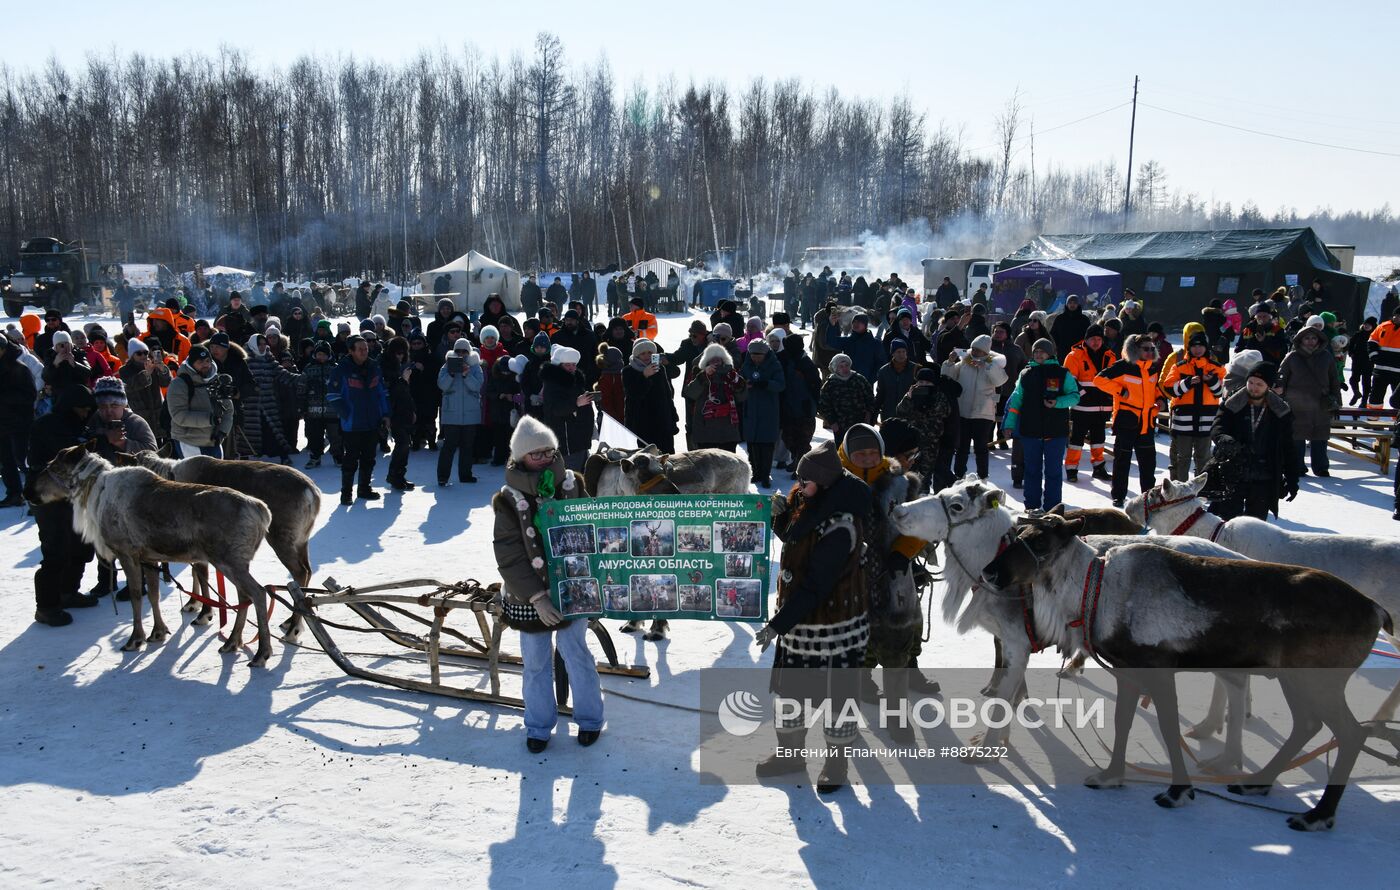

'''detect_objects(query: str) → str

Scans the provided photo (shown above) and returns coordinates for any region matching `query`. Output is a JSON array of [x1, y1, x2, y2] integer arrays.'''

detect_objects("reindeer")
[[891, 480, 1254, 771], [28, 445, 277, 666], [115, 450, 319, 640], [1127, 472, 1400, 725], [982, 513, 1391, 831], [583, 442, 750, 640]]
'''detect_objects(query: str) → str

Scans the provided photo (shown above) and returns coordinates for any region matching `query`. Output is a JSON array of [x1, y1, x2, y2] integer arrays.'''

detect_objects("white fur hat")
[[480, 325, 500, 342], [1306, 315, 1325, 330], [551, 345, 581, 365], [52, 330, 72, 346], [510, 414, 559, 461], [507, 354, 529, 376], [453, 338, 472, 351], [701, 342, 732, 368]]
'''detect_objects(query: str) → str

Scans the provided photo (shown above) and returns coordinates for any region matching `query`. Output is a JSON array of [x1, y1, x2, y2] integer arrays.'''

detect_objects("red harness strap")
[[1169, 506, 1207, 536], [1020, 586, 1045, 653], [1209, 519, 1228, 543], [1069, 557, 1106, 655]]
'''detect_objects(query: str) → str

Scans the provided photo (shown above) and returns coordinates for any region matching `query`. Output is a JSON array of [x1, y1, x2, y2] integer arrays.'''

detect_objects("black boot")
[[1065, 467, 1078, 483], [0, 492, 23, 508], [340, 488, 354, 506], [358, 488, 382, 501], [34, 608, 73, 627], [1092, 463, 1111, 481], [61, 591, 100, 609], [526, 737, 548, 753], [816, 750, 849, 794], [908, 670, 941, 696]]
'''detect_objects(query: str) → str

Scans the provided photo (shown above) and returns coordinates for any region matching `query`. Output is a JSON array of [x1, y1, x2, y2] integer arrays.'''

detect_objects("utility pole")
[[1123, 75, 1139, 229]]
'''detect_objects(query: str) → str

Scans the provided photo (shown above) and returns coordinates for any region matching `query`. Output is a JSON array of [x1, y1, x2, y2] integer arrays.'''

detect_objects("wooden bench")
[[1330, 407, 1396, 474]]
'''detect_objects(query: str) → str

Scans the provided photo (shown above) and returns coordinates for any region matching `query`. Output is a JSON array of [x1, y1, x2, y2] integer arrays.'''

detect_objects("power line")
[[1150, 82, 1400, 132], [967, 101, 1131, 153], [1140, 102, 1400, 158]]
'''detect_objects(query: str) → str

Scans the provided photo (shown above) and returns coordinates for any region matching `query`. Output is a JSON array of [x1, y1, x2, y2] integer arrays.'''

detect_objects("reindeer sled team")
[[16, 353, 1399, 835]]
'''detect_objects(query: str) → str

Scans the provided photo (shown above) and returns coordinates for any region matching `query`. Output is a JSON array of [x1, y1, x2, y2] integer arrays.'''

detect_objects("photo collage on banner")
[[541, 495, 771, 623]]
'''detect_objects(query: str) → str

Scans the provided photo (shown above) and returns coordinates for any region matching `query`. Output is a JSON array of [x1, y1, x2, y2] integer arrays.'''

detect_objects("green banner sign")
[[540, 494, 772, 624]]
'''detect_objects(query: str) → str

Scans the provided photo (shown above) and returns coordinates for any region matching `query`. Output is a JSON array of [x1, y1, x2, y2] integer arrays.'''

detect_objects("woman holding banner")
[[491, 415, 603, 753], [753, 441, 871, 794]]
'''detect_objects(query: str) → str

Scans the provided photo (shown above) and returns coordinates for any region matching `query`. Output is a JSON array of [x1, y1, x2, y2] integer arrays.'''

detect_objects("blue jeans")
[[1021, 436, 1068, 510], [518, 617, 604, 740]]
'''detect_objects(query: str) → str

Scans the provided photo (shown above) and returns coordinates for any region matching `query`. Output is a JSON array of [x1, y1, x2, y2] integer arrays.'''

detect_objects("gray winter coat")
[[438, 360, 485, 425], [166, 362, 234, 448], [738, 353, 786, 443], [85, 407, 158, 456], [1278, 330, 1341, 441]]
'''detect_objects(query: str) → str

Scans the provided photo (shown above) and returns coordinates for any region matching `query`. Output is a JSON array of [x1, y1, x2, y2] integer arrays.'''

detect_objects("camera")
[[206, 373, 237, 401]]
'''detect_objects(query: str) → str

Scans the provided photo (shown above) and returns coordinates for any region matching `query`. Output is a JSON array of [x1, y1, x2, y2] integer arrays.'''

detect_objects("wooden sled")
[[280, 577, 649, 710]]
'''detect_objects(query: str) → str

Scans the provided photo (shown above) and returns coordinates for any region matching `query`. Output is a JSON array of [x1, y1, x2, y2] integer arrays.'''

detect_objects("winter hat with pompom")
[[93, 376, 127, 406]]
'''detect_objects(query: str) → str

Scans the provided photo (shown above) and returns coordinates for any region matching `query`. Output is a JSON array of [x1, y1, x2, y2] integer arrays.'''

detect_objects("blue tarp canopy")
[[991, 259, 1122, 315]]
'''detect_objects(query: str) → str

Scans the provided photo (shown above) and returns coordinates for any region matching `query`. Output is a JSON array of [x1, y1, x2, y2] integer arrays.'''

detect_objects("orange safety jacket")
[[1095, 358, 1161, 435], [1159, 354, 1226, 437], [1369, 320, 1400, 374], [622, 308, 658, 342], [1063, 343, 1117, 412]]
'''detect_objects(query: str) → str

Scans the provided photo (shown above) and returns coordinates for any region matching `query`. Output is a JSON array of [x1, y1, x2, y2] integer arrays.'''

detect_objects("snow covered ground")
[[1355, 255, 1400, 283], [1, 309, 1396, 888]]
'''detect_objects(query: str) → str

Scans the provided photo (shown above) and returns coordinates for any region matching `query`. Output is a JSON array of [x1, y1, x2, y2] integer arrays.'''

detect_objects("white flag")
[[598, 413, 641, 450]]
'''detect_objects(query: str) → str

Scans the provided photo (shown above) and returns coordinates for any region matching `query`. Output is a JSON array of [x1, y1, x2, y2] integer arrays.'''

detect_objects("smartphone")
[[651, 354, 661, 367]]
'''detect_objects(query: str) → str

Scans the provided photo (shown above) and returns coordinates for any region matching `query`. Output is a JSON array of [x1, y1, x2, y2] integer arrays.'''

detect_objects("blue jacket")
[[738, 353, 786, 444], [437, 360, 484, 426], [328, 355, 390, 431], [824, 327, 888, 382]]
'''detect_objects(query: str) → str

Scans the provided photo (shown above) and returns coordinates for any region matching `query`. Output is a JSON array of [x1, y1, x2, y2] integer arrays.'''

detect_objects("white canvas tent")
[[623, 258, 687, 282], [419, 250, 522, 311]]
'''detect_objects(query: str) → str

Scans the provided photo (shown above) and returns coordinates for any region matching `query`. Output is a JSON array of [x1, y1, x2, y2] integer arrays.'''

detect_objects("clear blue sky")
[[8, 0, 1398, 214]]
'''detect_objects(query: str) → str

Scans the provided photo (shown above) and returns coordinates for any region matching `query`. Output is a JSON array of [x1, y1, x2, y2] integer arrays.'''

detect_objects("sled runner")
[[279, 577, 649, 709]]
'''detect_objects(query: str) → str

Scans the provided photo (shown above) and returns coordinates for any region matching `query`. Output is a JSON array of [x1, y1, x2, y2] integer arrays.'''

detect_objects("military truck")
[[2, 237, 106, 317]]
